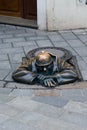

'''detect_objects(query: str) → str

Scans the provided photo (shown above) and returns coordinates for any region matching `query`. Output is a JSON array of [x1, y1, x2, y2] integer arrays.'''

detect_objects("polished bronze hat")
[[35, 51, 53, 66]]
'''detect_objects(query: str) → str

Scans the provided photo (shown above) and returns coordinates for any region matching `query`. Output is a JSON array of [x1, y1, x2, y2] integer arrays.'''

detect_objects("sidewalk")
[[0, 24, 87, 129]]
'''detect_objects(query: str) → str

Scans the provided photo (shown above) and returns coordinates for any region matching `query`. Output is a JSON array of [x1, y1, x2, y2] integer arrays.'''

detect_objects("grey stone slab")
[[9, 53, 25, 63], [32, 96, 69, 108], [82, 56, 87, 64], [3, 37, 25, 43], [13, 41, 37, 47], [9, 89, 34, 97], [0, 43, 12, 49], [82, 88, 87, 96], [0, 119, 35, 130], [67, 39, 85, 47], [0, 81, 6, 88], [77, 60, 87, 71], [36, 31, 58, 36], [27, 116, 85, 130], [0, 34, 13, 39], [4, 71, 13, 82], [14, 32, 36, 37], [63, 46, 78, 56], [59, 111, 87, 128], [7, 97, 43, 111], [0, 70, 10, 80], [74, 47, 87, 56], [0, 103, 21, 117], [24, 45, 38, 54], [72, 29, 87, 35], [77, 34, 87, 42], [36, 40, 53, 47], [0, 54, 8, 61], [81, 70, 87, 80], [0, 114, 9, 124], [13, 111, 48, 124], [48, 34, 65, 42], [53, 41, 69, 47], [0, 61, 11, 70], [0, 88, 12, 95], [64, 101, 87, 114], [33, 103, 64, 119], [0, 94, 15, 103], [6, 82, 43, 89], [0, 47, 24, 54], [60, 32, 77, 40], [26, 36, 48, 41], [5, 29, 26, 34], [61, 89, 82, 97]]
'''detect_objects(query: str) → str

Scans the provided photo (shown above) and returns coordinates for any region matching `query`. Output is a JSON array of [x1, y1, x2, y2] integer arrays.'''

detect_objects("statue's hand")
[[44, 78, 56, 87]]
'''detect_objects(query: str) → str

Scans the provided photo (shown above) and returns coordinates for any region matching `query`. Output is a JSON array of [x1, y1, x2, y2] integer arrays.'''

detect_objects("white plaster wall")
[[47, 0, 87, 30]]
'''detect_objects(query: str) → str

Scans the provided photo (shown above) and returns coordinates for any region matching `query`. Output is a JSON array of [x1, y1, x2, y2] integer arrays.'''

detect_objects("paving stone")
[[81, 88, 87, 96], [59, 111, 87, 128], [0, 94, 15, 103], [77, 34, 87, 42], [6, 82, 43, 89], [5, 29, 26, 34], [36, 40, 53, 47], [14, 32, 36, 37], [67, 39, 85, 47], [64, 101, 87, 114], [48, 34, 65, 42], [74, 47, 87, 56], [81, 70, 87, 80], [72, 29, 87, 35], [0, 119, 35, 130], [4, 71, 13, 82], [60, 32, 77, 40], [0, 43, 12, 49], [0, 34, 13, 39], [36, 31, 58, 36], [27, 116, 85, 130], [9, 89, 34, 97], [82, 56, 87, 64], [0, 88, 12, 95], [9, 53, 25, 63], [77, 60, 87, 71], [0, 61, 11, 70], [0, 54, 8, 61], [26, 36, 48, 41], [7, 97, 43, 111], [12, 41, 37, 47], [0, 70, 10, 80], [0, 81, 6, 88], [53, 41, 69, 47], [24, 45, 38, 54], [33, 103, 64, 119], [3, 37, 25, 43], [63, 46, 78, 56], [61, 89, 82, 97], [0, 114, 9, 124], [0, 47, 24, 54], [32, 96, 69, 108]]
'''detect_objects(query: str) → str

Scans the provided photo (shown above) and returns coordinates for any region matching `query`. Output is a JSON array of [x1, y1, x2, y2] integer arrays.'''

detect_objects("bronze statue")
[[12, 49, 79, 87]]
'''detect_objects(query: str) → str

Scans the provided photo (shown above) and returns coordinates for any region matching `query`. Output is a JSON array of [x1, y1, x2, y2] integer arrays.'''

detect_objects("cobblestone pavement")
[[0, 24, 87, 129]]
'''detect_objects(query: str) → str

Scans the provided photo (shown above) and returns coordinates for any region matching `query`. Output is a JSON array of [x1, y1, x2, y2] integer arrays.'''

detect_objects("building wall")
[[46, 0, 87, 30]]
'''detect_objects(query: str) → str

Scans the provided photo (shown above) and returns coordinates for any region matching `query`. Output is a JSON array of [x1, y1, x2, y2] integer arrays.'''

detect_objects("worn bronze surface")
[[12, 47, 82, 88]]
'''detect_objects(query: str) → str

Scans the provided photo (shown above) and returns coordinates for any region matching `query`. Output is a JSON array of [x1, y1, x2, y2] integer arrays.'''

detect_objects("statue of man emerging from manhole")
[[12, 48, 79, 87]]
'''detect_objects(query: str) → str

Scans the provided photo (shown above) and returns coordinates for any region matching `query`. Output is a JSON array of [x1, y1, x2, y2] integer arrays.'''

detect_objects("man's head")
[[35, 51, 54, 74]]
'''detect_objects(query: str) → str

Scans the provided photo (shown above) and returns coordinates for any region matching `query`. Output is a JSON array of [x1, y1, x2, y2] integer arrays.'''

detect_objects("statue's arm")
[[55, 61, 78, 84], [12, 67, 37, 84], [12, 57, 37, 84]]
